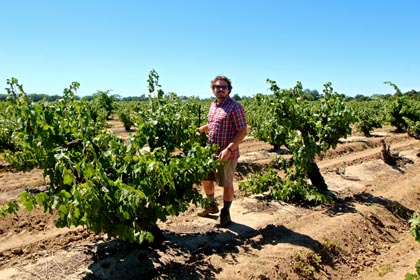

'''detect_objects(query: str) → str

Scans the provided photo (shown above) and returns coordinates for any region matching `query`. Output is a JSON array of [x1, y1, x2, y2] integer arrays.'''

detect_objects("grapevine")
[[1, 71, 218, 244], [241, 80, 352, 203]]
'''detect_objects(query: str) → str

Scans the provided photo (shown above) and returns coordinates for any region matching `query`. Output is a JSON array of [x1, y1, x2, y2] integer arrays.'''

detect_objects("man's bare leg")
[[197, 180, 219, 216], [202, 180, 215, 197]]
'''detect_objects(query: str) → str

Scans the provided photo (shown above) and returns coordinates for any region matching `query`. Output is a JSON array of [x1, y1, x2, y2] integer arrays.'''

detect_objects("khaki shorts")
[[205, 159, 238, 187]]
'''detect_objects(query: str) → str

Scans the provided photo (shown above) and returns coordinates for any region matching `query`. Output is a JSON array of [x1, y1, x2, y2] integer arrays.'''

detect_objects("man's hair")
[[211, 75, 232, 94]]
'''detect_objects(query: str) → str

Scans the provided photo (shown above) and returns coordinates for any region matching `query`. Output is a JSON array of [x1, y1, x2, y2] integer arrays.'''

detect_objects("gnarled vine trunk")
[[307, 162, 328, 192]]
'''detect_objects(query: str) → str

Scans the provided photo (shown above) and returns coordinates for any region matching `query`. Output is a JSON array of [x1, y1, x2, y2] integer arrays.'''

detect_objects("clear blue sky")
[[1, 0, 419, 98]]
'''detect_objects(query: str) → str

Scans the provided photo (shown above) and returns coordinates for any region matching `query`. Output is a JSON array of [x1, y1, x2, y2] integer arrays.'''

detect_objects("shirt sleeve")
[[233, 103, 247, 130]]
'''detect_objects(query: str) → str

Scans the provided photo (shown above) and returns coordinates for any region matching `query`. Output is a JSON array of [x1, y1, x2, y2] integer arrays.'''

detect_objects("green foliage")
[[92, 90, 117, 120], [405, 118, 420, 140], [0, 102, 15, 152], [406, 264, 420, 280], [2, 71, 219, 244], [246, 92, 286, 150], [4, 78, 106, 171], [0, 200, 19, 218], [384, 82, 420, 139], [239, 163, 332, 205], [118, 106, 135, 131], [409, 212, 420, 242], [114, 100, 151, 132], [291, 250, 322, 277], [242, 80, 351, 201], [238, 168, 279, 195], [406, 212, 420, 279], [385, 81, 420, 133], [250, 80, 352, 153], [291, 237, 341, 278], [351, 100, 385, 136]]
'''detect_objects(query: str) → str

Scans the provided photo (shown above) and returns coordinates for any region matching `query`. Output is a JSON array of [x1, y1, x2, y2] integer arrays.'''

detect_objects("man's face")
[[213, 80, 229, 100]]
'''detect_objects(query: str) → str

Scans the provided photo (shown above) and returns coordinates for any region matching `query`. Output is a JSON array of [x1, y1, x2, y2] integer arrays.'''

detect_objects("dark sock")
[[223, 200, 232, 211], [206, 193, 215, 202]]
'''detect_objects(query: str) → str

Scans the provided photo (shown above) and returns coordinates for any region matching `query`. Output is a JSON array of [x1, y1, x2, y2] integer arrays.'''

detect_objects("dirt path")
[[1, 126, 419, 279]]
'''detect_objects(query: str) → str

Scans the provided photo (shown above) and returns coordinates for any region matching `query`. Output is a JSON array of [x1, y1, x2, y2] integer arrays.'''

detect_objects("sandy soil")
[[1, 124, 420, 280]]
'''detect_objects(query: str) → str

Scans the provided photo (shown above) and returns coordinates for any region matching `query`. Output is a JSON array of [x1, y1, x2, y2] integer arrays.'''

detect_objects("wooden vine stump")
[[380, 139, 399, 165]]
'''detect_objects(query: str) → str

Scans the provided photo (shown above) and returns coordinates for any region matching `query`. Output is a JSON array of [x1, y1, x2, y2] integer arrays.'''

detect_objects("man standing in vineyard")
[[197, 75, 247, 227]]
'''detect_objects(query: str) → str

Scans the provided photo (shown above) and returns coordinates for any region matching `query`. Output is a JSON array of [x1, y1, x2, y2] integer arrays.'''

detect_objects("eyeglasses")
[[213, 85, 228, 90]]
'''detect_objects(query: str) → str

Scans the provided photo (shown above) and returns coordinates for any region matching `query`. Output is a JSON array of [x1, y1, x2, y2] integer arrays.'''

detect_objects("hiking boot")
[[217, 208, 232, 228], [197, 202, 219, 217]]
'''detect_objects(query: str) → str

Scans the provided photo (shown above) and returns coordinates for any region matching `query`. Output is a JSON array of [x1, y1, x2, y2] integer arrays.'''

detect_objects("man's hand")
[[219, 148, 231, 161]]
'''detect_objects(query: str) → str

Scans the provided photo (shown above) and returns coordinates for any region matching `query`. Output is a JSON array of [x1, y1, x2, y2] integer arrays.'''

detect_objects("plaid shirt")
[[207, 96, 247, 159]]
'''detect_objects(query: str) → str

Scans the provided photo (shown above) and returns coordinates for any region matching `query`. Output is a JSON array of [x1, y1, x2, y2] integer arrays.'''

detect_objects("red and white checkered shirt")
[[207, 96, 247, 159]]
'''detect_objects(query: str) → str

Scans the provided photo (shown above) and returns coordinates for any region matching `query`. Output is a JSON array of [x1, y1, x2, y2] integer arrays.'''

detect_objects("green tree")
[[303, 89, 320, 101], [232, 93, 242, 101]]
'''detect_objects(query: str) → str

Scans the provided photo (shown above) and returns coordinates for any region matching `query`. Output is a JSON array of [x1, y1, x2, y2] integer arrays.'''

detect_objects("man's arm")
[[226, 126, 247, 151], [199, 124, 209, 133]]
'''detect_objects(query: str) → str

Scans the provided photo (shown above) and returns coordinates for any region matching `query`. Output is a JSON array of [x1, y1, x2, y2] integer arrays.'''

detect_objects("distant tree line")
[[1, 89, 419, 103], [0, 93, 150, 102]]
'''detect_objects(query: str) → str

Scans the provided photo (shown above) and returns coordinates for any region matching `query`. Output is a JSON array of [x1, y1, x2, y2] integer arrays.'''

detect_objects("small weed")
[[318, 237, 341, 262], [375, 262, 393, 277], [291, 237, 342, 278], [291, 250, 322, 278], [406, 212, 420, 280]]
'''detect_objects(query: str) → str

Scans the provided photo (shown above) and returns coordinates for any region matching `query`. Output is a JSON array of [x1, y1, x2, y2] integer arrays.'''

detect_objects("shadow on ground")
[[82, 189, 418, 279], [82, 222, 322, 280], [326, 190, 415, 221]]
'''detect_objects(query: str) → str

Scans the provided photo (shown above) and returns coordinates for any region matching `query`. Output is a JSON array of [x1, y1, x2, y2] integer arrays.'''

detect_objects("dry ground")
[[1, 123, 420, 279]]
